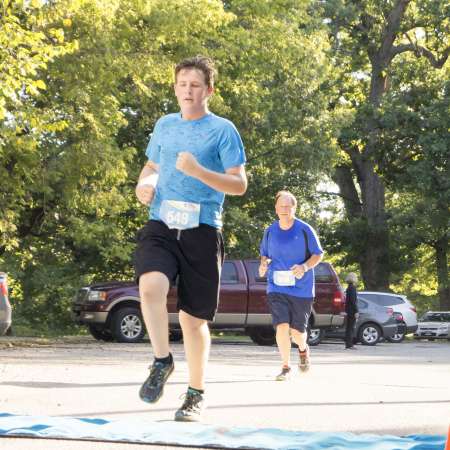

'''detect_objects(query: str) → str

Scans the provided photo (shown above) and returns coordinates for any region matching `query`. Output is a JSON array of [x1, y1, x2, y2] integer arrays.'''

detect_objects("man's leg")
[[345, 316, 355, 348], [179, 310, 210, 390], [292, 329, 310, 372], [290, 299, 312, 372], [291, 328, 307, 352], [276, 323, 291, 367], [139, 271, 174, 403], [140, 271, 170, 358], [345, 318, 351, 348], [174, 310, 209, 421], [273, 323, 292, 381]]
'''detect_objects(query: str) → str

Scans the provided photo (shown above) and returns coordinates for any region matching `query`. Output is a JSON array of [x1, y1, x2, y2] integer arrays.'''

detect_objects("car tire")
[[88, 325, 114, 342], [247, 327, 276, 346], [111, 307, 145, 343], [307, 328, 324, 346], [358, 323, 381, 346], [386, 323, 406, 343]]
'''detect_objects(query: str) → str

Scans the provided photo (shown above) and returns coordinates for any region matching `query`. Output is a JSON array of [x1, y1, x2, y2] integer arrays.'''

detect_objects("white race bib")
[[160, 200, 200, 230], [273, 270, 296, 286]]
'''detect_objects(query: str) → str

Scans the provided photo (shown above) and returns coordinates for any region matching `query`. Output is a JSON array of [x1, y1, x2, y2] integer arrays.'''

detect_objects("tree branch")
[[391, 43, 450, 68], [316, 190, 362, 206], [331, 165, 363, 218], [379, 0, 411, 64]]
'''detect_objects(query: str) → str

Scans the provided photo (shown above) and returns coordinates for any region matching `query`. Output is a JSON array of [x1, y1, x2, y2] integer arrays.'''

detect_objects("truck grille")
[[75, 288, 90, 304]]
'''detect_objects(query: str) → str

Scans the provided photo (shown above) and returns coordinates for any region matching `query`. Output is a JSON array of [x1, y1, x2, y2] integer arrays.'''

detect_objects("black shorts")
[[267, 292, 313, 332], [134, 220, 224, 321]]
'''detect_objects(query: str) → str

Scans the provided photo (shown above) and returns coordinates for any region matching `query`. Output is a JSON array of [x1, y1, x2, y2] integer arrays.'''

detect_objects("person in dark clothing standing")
[[344, 272, 359, 349]]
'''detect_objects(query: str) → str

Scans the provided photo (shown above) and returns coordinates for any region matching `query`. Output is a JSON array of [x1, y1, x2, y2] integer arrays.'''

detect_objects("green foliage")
[[318, 0, 449, 297], [2, 0, 448, 334], [1, 0, 335, 333]]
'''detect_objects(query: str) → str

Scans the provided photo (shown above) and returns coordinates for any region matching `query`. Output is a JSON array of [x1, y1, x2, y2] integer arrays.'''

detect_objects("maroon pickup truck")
[[72, 260, 345, 346]]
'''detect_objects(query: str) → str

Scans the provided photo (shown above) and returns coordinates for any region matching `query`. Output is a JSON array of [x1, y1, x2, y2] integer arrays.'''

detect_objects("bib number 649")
[[160, 200, 200, 230], [167, 210, 189, 226]]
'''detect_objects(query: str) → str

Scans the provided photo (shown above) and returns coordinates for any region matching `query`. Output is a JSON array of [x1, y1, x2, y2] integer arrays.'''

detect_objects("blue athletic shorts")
[[267, 292, 313, 332]]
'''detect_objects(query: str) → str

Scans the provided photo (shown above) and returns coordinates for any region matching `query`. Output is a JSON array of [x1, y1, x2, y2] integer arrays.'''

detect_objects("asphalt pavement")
[[0, 336, 449, 449]]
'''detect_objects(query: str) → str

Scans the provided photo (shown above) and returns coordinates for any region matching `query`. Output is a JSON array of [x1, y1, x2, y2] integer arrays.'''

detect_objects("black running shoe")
[[174, 389, 205, 422], [275, 366, 291, 381], [139, 359, 174, 403]]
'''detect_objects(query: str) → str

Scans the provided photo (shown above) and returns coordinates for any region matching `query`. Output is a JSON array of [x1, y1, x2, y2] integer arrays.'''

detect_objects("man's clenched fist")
[[176, 152, 201, 178], [136, 185, 155, 206]]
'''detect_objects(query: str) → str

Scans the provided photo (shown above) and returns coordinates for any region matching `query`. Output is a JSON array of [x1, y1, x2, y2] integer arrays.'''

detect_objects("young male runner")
[[259, 191, 323, 380], [134, 56, 247, 421]]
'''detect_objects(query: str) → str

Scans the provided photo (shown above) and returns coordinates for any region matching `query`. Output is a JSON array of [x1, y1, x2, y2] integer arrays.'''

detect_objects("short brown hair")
[[275, 190, 297, 208], [175, 56, 216, 88]]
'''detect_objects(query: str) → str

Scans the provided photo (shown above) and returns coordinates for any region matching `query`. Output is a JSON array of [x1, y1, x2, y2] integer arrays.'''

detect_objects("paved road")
[[0, 336, 449, 449]]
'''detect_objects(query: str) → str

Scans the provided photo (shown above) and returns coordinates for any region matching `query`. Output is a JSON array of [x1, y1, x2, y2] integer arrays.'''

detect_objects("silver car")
[[414, 311, 450, 341], [324, 296, 398, 345], [359, 291, 418, 335], [0, 272, 12, 335]]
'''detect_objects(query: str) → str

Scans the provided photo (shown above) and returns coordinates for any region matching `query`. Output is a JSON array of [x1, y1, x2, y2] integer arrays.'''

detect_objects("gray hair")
[[275, 190, 297, 208], [345, 272, 358, 284]]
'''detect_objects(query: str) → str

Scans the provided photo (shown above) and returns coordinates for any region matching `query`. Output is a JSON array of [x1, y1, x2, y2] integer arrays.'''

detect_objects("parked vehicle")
[[359, 291, 418, 336], [0, 272, 12, 336], [322, 296, 398, 345], [414, 311, 450, 341], [386, 311, 407, 343], [72, 260, 345, 344]]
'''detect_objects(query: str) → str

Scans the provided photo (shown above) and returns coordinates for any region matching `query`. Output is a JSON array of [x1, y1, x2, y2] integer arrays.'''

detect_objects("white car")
[[359, 292, 418, 339], [414, 311, 450, 341]]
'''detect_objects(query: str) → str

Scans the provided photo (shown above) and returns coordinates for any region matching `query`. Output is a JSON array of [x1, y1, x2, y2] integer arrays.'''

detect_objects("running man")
[[134, 56, 247, 421], [259, 191, 323, 380]]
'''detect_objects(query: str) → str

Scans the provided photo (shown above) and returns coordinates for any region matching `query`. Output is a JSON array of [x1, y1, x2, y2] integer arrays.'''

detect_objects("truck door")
[[215, 260, 248, 326], [314, 263, 345, 327], [243, 260, 272, 326]]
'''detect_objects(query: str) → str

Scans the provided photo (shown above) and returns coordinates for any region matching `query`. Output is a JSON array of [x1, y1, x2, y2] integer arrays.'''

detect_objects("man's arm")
[[259, 256, 271, 277], [135, 161, 159, 205], [176, 152, 247, 195], [291, 253, 323, 279]]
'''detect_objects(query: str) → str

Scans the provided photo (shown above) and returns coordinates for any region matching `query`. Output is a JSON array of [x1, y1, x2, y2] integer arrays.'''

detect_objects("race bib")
[[273, 270, 296, 286], [160, 200, 200, 230]]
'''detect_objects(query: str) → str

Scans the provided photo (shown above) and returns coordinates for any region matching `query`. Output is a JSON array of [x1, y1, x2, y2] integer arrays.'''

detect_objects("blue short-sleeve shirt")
[[146, 112, 246, 228], [260, 218, 324, 299]]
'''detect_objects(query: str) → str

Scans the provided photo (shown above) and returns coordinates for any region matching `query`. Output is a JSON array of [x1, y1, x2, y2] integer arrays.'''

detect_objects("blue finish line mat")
[[0, 413, 446, 449]]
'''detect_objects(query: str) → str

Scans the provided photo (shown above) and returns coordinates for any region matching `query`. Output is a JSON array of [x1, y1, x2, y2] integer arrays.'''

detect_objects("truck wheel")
[[358, 323, 381, 346], [307, 328, 324, 346], [88, 325, 114, 342], [112, 307, 145, 343], [247, 327, 275, 346], [169, 330, 183, 342]]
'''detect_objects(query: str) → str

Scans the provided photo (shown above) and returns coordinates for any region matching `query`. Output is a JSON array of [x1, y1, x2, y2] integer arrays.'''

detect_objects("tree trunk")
[[334, 155, 390, 290], [434, 236, 450, 310], [331, 166, 362, 218], [354, 157, 390, 290]]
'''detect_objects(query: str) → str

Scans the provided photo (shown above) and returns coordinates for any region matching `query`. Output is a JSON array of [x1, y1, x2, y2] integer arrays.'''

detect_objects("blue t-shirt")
[[260, 218, 324, 299], [146, 112, 246, 228]]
